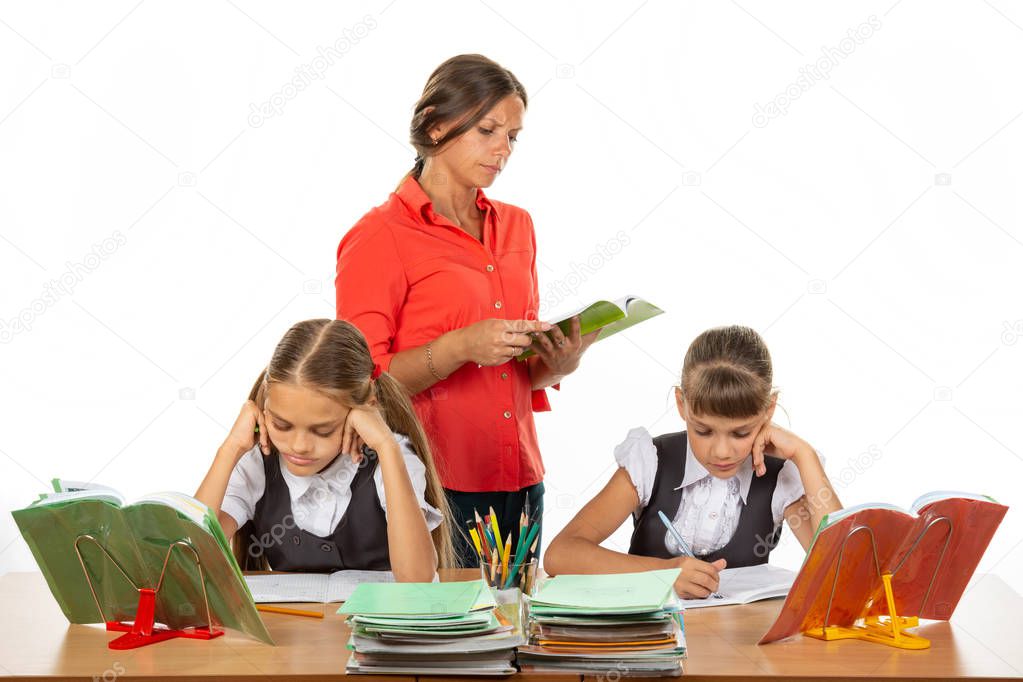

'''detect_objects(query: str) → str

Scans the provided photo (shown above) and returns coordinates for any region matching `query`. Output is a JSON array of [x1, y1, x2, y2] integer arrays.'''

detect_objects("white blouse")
[[614, 427, 808, 557], [221, 432, 443, 537]]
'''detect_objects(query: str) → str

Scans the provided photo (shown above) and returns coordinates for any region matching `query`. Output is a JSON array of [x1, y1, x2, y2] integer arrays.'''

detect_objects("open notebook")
[[245, 570, 396, 603], [680, 564, 796, 609]]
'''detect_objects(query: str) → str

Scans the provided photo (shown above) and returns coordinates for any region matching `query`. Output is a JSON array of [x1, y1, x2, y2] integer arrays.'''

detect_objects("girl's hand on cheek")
[[226, 400, 269, 456], [340, 405, 396, 463], [751, 421, 810, 475]]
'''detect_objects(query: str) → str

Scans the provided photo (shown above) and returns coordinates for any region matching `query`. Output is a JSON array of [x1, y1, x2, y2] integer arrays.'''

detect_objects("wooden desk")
[[0, 570, 1020, 681]]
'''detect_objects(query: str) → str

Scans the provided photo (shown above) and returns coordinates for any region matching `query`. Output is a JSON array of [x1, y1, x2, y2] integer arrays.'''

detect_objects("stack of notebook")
[[339, 579, 524, 675], [517, 569, 686, 677]]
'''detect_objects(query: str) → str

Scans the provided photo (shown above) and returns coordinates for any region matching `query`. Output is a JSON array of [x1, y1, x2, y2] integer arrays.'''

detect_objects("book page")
[[910, 490, 993, 513], [130, 491, 210, 528], [51, 478, 122, 495], [326, 569, 395, 602], [245, 573, 330, 603], [32, 489, 126, 507], [596, 298, 664, 340], [544, 298, 627, 324], [680, 564, 796, 609]]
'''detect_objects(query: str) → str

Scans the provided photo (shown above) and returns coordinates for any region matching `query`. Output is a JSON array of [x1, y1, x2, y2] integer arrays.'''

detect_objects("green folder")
[[339, 579, 486, 618], [11, 483, 273, 645], [529, 569, 679, 614], [518, 296, 664, 360]]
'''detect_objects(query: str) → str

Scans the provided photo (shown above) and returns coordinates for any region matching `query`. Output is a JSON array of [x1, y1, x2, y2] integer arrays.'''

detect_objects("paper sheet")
[[245, 570, 396, 603], [680, 564, 795, 609]]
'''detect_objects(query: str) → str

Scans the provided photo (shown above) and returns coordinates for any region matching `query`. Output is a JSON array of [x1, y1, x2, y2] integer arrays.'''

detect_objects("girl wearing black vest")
[[544, 325, 841, 599], [195, 319, 453, 580]]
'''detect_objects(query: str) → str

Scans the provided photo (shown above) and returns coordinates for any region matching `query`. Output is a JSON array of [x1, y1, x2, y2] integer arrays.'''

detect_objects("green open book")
[[11, 479, 272, 644], [518, 295, 664, 360]]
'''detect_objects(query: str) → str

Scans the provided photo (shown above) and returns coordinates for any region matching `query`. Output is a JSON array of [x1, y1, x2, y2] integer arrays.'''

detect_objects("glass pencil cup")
[[480, 553, 538, 594]]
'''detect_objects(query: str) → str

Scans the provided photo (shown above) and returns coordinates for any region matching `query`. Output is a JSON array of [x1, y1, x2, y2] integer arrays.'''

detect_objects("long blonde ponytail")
[[373, 372, 456, 569]]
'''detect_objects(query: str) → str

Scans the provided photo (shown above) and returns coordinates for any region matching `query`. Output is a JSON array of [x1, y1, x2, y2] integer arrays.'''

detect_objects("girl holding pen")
[[544, 326, 842, 598]]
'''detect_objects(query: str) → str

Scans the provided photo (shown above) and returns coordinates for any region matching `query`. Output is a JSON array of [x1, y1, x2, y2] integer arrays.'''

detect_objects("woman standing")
[[336, 54, 595, 566]]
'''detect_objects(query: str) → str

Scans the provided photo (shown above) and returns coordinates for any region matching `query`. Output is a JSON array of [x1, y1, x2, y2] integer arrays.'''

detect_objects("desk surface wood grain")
[[0, 570, 1020, 681]]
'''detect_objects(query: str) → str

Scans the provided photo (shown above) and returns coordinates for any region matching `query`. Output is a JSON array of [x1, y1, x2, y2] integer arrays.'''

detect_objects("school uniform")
[[222, 433, 442, 572], [615, 427, 807, 567]]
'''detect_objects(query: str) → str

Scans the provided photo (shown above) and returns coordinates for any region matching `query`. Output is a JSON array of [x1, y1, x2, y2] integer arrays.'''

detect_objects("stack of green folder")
[[517, 569, 686, 677], [339, 579, 524, 675]]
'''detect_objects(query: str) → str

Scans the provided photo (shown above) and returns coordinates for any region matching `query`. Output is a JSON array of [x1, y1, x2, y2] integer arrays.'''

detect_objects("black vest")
[[628, 431, 784, 568], [246, 450, 391, 572]]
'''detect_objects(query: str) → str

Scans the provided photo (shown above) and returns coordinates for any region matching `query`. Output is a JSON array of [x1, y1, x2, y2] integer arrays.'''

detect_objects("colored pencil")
[[256, 605, 323, 619], [474, 509, 489, 555], [468, 525, 483, 558], [488, 506, 503, 558], [501, 532, 512, 578], [504, 522, 540, 589]]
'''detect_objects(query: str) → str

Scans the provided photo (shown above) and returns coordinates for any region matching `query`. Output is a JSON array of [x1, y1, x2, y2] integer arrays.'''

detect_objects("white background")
[[1, 1, 1021, 596]]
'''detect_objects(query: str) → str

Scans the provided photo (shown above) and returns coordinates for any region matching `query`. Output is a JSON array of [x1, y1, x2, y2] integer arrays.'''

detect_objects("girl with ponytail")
[[544, 326, 841, 599], [196, 319, 453, 580]]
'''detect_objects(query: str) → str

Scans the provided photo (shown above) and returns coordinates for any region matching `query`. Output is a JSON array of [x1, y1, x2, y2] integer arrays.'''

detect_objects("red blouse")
[[335, 176, 552, 492]]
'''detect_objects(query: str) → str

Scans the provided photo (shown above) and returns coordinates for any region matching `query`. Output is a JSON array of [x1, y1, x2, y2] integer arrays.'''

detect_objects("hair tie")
[[371, 362, 383, 380]]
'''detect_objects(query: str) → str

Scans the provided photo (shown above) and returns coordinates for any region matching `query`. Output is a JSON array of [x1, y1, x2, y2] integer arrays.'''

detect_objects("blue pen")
[[657, 510, 695, 557], [657, 510, 723, 599]]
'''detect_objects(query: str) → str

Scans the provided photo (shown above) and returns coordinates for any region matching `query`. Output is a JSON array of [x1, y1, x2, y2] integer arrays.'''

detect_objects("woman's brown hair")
[[680, 325, 775, 419], [239, 318, 455, 569], [396, 54, 527, 190]]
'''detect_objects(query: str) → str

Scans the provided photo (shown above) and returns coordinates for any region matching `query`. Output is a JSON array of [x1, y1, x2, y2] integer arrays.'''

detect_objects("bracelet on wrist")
[[425, 341, 449, 381]]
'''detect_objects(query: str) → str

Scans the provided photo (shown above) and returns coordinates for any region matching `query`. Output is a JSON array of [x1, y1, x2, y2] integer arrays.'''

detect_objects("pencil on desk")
[[256, 605, 324, 619]]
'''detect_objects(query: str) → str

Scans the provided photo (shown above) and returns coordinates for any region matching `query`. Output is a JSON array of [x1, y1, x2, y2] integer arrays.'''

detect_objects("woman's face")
[[427, 94, 525, 189]]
